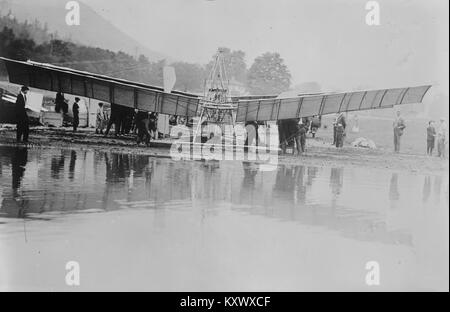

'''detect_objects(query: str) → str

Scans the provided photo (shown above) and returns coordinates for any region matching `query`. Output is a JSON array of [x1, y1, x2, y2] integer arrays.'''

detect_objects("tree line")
[[0, 13, 291, 95]]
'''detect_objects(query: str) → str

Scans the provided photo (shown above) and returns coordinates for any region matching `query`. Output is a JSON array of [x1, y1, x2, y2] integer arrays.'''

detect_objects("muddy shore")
[[0, 127, 447, 175]]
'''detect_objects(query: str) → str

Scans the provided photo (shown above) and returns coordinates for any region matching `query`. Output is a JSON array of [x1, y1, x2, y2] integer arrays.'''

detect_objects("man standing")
[[298, 118, 308, 154], [95, 102, 105, 134], [104, 103, 120, 137], [332, 113, 339, 145], [55, 92, 65, 113], [310, 115, 321, 138], [335, 112, 346, 148], [393, 110, 406, 153], [15, 86, 29, 143], [437, 118, 448, 159], [427, 121, 436, 156], [149, 112, 158, 139], [72, 97, 80, 132]]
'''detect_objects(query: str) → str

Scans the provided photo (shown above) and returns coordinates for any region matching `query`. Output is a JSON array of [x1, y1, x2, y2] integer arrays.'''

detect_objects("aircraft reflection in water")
[[0, 146, 447, 248]]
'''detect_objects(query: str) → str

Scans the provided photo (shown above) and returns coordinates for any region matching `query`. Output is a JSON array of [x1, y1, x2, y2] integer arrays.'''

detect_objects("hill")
[[0, 0, 168, 62]]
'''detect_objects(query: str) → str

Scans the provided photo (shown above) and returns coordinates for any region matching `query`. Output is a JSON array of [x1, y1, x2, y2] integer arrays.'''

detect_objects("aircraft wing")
[[235, 85, 432, 122], [1, 58, 432, 123], [231, 95, 279, 102], [0, 57, 201, 117]]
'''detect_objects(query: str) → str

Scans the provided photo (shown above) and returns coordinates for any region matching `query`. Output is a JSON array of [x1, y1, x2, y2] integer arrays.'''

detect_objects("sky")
[[74, 0, 448, 95]]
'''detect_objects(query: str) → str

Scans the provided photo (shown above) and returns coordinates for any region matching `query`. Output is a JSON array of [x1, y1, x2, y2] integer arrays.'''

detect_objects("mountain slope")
[[0, 0, 168, 61]]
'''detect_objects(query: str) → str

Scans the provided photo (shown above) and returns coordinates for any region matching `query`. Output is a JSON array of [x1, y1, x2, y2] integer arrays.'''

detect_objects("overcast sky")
[[81, 0, 448, 94]]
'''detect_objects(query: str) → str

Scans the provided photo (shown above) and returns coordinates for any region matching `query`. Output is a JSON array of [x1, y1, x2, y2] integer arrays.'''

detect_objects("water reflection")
[[389, 173, 400, 202], [423, 176, 432, 203], [330, 167, 344, 220], [11, 147, 27, 192], [69, 150, 77, 181], [240, 162, 258, 205], [50, 151, 65, 180], [0, 146, 448, 249], [306, 166, 318, 186], [434, 176, 442, 205], [330, 167, 344, 196], [1, 147, 28, 218]]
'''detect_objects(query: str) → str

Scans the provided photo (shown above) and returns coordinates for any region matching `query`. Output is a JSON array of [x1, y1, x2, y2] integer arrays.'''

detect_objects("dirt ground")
[[0, 117, 448, 176]]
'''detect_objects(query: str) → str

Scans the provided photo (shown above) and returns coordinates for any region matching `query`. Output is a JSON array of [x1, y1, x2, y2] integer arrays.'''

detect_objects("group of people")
[[13, 86, 448, 158], [278, 116, 320, 155], [14, 86, 160, 146], [55, 92, 81, 132], [103, 104, 136, 137], [95, 103, 158, 146], [427, 118, 447, 158], [393, 110, 447, 158]]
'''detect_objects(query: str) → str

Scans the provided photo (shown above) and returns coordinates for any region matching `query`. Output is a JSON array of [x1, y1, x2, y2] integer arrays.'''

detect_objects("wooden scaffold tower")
[[194, 49, 236, 139]]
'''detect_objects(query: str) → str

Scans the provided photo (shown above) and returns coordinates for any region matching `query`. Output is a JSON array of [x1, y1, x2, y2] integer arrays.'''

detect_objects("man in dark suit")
[[334, 112, 347, 148], [104, 103, 121, 137], [15, 86, 29, 143], [72, 97, 80, 132]]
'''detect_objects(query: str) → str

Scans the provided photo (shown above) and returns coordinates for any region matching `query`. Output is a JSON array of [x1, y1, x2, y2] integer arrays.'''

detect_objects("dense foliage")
[[0, 13, 291, 95]]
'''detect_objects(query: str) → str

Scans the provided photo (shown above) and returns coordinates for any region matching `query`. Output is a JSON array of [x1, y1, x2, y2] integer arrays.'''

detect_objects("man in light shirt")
[[95, 102, 105, 134], [437, 118, 448, 159], [393, 110, 406, 153]]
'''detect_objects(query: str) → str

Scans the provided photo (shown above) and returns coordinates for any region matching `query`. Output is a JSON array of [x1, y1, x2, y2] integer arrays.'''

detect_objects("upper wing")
[[231, 92, 326, 103], [235, 86, 432, 122], [0, 57, 201, 117], [231, 95, 279, 102], [1, 58, 432, 123]]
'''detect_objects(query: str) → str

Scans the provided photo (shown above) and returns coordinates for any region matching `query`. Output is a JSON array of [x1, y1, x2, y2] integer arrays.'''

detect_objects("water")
[[0, 146, 448, 291]]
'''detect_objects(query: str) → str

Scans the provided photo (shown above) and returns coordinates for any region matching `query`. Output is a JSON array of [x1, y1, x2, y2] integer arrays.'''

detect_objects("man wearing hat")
[[334, 112, 346, 148], [72, 97, 80, 132], [15, 86, 29, 143]]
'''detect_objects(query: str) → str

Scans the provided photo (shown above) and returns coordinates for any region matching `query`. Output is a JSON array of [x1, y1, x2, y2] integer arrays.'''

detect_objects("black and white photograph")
[[0, 0, 448, 295]]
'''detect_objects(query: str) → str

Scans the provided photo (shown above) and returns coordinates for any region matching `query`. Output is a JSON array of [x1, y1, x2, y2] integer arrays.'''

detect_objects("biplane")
[[0, 52, 432, 141]]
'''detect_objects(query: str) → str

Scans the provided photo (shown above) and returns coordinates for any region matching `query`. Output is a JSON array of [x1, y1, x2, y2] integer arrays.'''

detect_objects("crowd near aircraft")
[[0, 51, 431, 146]]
